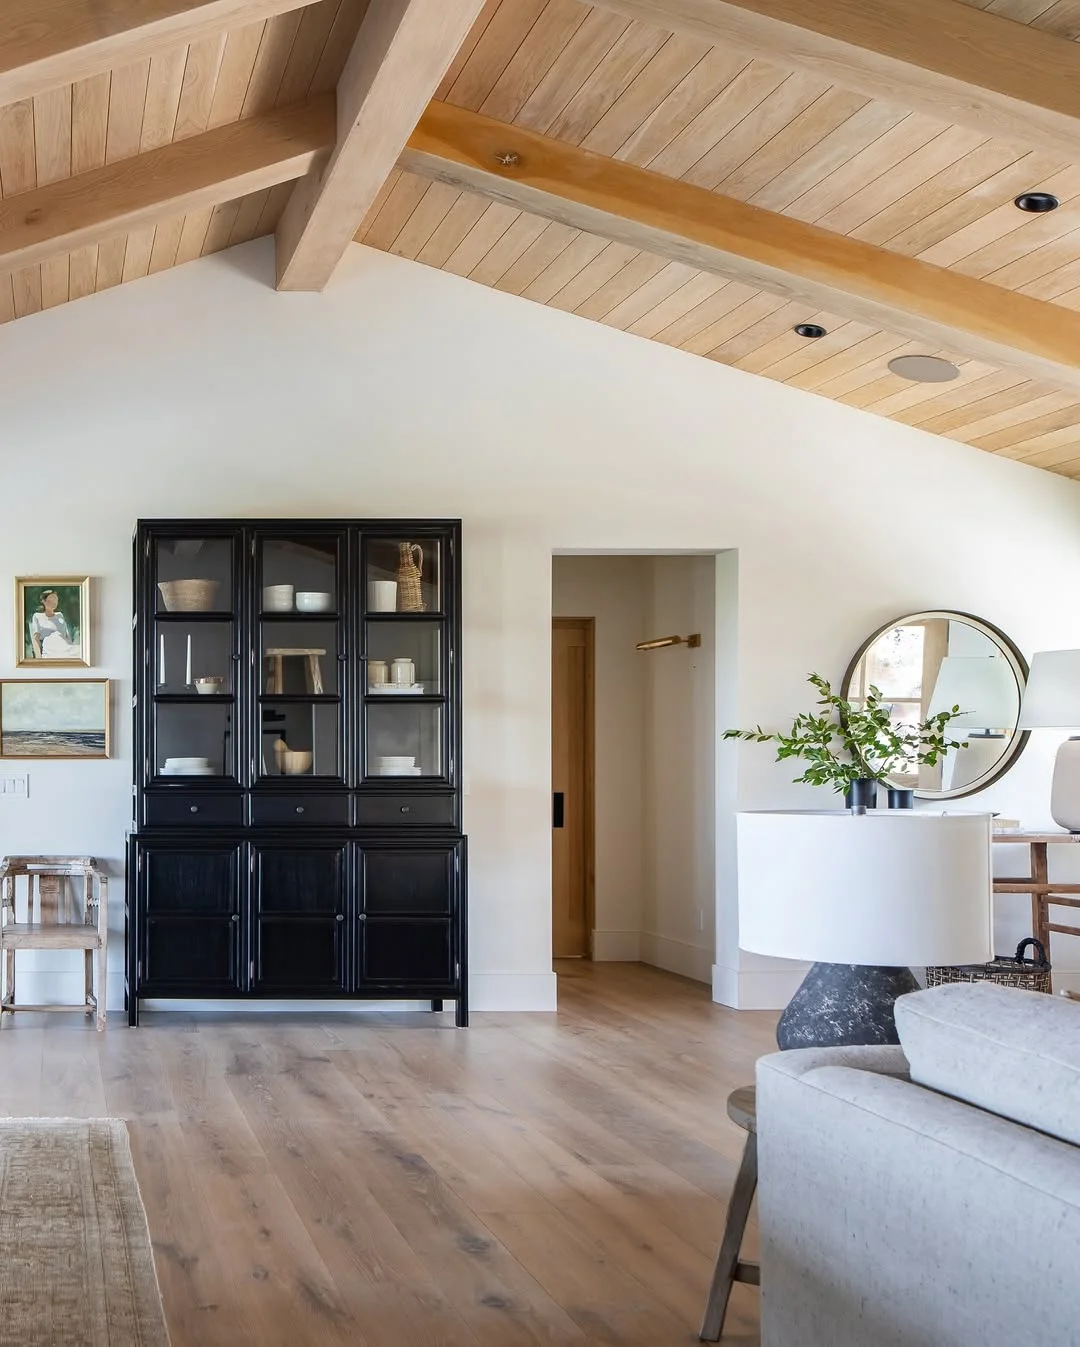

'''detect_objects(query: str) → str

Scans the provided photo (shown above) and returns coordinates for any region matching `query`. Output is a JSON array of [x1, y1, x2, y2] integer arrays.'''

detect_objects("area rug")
[[0, 1118, 170, 1346]]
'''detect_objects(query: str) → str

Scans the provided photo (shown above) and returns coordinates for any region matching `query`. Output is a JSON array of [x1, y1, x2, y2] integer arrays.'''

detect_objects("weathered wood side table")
[[700, 1085, 759, 1341], [993, 832, 1080, 987]]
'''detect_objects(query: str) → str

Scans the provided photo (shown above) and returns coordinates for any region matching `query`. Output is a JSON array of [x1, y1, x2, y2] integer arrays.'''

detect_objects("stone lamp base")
[[1051, 737, 1080, 833], [776, 963, 920, 1050]]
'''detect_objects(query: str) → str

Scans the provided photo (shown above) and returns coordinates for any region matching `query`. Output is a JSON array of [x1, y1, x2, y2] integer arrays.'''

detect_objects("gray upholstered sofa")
[[756, 982, 1080, 1347]]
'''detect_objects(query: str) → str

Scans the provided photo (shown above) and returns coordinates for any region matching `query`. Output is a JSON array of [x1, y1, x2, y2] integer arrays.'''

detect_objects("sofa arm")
[[756, 1044, 909, 1089]]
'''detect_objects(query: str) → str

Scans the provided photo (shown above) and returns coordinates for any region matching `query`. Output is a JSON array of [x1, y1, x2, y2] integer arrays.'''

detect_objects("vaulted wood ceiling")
[[8, 0, 1080, 478]]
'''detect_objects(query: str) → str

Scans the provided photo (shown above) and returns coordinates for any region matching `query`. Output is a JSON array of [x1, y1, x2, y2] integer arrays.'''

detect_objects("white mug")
[[368, 580, 398, 612], [391, 657, 415, 686], [368, 660, 389, 687]]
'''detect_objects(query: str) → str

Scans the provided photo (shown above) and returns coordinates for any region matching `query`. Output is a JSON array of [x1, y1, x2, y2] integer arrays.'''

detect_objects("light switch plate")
[[0, 774, 28, 798]]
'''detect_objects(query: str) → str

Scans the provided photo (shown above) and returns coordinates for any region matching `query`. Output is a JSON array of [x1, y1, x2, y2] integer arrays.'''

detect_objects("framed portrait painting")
[[0, 679, 111, 759], [15, 577, 91, 667]]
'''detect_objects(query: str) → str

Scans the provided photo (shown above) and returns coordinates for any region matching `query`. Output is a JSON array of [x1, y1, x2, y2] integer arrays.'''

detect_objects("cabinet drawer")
[[144, 792, 243, 827], [355, 793, 455, 828], [250, 793, 350, 826]]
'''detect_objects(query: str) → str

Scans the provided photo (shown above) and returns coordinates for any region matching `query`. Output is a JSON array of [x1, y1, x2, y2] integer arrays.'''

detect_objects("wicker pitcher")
[[395, 542, 425, 612]]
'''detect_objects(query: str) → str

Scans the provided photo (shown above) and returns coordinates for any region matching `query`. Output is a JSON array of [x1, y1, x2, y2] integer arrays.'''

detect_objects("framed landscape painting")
[[0, 680, 111, 759], [14, 576, 91, 667]]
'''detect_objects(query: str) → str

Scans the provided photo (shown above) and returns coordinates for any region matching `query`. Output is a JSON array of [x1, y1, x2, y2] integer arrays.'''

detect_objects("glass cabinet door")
[[151, 535, 238, 781], [364, 537, 442, 615], [256, 533, 344, 782]]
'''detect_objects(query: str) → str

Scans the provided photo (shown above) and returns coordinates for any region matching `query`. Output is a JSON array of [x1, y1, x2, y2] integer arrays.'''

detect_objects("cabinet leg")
[[455, 995, 468, 1028], [431, 999, 443, 1012]]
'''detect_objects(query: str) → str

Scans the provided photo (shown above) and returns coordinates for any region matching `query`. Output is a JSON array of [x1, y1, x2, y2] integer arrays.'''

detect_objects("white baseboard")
[[592, 929, 642, 961], [640, 933, 712, 984], [8, 971, 558, 1017], [469, 971, 558, 1011], [713, 963, 807, 1010]]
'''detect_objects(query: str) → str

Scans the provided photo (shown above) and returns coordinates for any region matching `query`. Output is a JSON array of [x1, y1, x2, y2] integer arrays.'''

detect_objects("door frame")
[[552, 617, 596, 958]]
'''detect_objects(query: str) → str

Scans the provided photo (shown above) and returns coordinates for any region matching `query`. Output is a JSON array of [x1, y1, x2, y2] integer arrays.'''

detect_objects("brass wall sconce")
[[635, 634, 701, 651]]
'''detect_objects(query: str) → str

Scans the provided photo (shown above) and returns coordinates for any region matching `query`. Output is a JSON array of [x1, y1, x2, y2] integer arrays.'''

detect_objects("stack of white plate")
[[375, 755, 420, 776], [162, 756, 215, 776]]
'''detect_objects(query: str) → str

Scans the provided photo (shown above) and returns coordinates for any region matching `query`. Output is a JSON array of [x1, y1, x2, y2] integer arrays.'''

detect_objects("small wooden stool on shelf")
[[700, 1085, 759, 1341], [0, 856, 108, 1030], [264, 648, 325, 695]]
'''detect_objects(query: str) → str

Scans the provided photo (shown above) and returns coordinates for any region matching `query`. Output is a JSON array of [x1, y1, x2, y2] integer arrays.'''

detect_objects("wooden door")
[[552, 619, 593, 958], [252, 844, 348, 992]]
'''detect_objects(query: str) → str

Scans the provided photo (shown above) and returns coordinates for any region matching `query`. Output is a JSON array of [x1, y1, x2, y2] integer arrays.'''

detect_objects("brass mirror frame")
[[840, 610, 1029, 801]]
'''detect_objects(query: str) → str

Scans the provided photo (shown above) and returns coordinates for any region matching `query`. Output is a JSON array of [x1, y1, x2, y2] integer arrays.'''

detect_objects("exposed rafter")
[[1, 0, 313, 106], [399, 101, 1080, 394], [590, 0, 1080, 163], [0, 97, 334, 274], [274, 0, 489, 291]]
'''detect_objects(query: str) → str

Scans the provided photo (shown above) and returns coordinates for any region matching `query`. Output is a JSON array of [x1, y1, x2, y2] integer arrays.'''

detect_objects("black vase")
[[888, 788, 915, 809], [844, 777, 878, 811]]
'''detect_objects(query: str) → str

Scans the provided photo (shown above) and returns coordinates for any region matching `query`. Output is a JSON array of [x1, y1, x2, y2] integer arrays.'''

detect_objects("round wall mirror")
[[841, 611, 1029, 800]]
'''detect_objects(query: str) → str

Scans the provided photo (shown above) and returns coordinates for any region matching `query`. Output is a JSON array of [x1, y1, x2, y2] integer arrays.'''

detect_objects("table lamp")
[[1017, 650, 1080, 832], [737, 811, 993, 1048]]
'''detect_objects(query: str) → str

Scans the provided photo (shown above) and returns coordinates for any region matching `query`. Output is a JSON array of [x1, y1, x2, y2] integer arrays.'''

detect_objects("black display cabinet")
[[126, 519, 466, 1025]]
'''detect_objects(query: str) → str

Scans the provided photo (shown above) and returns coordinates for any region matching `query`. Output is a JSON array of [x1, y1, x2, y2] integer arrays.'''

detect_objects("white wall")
[[641, 555, 717, 984], [3, 238, 1080, 1013]]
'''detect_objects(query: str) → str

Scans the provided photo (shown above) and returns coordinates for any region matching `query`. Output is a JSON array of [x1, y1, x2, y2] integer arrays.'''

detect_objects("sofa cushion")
[[895, 982, 1080, 1147]]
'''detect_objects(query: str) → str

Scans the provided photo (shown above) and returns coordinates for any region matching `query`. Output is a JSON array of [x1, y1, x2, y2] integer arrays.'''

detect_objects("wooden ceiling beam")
[[274, 0, 488, 291], [589, 0, 1080, 163], [399, 101, 1080, 394], [0, 96, 334, 274], [1, 0, 315, 106]]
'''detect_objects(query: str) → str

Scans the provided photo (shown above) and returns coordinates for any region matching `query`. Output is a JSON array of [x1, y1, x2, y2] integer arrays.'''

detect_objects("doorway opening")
[[551, 554, 723, 986]]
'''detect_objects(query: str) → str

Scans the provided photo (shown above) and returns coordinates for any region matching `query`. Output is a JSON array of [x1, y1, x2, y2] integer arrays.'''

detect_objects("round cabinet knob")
[[400, 806, 411, 814], [295, 806, 305, 815], [231, 914, 240, 923], [189, 805, 199, 814], [358, 913, 367, 922], [335, 913, 344, 923]]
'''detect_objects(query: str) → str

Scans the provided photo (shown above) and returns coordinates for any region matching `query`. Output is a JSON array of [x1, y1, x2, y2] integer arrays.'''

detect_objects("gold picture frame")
[[0, 679, 111, 759], [14, 576, 91, 668]]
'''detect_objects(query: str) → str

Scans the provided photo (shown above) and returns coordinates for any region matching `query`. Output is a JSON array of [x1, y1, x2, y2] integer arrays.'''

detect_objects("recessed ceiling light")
[[1014, 191, 1059, 213], [794, 323, 827, 338], [887, 355, 961, 383]]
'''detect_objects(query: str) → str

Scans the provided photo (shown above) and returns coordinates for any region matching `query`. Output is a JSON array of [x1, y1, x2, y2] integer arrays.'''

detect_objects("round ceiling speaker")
[[1014, 191, 1059, 213], [887, 355, 961, 383], [794, 323, 827, 339]]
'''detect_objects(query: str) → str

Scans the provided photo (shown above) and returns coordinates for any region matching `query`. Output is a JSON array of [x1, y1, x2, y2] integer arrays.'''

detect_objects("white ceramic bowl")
[[295, 591, 332, 613], [262, 584, 295, 612], [194, 676, 224, 696], [280, 749, 313, 775]]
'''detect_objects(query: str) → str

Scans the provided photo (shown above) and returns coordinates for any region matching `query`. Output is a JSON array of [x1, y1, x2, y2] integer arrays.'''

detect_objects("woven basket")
[[395, 542, 425, 613], [926, 938, 1051, 994], [157, 579, 220, 612]]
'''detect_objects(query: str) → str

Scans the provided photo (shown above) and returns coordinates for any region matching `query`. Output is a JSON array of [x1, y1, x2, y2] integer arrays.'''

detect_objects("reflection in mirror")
[[842, 612, 1028, 800]]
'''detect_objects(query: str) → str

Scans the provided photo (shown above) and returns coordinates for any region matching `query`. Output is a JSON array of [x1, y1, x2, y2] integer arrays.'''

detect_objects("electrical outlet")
[[0, 774, 28, 798]]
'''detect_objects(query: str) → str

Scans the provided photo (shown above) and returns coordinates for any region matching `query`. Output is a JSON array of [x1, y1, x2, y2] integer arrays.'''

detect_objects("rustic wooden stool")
[[264, 648, 325, 695], [700, 1085, 759, 1341]]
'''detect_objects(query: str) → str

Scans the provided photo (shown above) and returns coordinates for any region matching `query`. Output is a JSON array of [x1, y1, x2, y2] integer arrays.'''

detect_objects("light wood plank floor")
[[0, 961, 777, 1345]]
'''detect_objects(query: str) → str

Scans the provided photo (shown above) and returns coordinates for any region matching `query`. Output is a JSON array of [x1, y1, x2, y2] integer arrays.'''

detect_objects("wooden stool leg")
[[4, 947, 14, 1010], [700, 1131, 758, 1341], [84, 949, 94, 1012], [96, 941, 107, 1031], [307, 654, 324, 695]]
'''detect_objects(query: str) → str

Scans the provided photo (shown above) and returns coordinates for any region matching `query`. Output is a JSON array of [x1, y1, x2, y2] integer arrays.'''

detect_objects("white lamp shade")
[[925, 656, 1020, 730], [1018, 649, 1080, 729], [737, 811, 993, 965]]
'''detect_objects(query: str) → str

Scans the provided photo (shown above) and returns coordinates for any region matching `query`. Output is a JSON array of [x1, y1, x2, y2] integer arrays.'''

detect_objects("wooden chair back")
[[0, 856, 100, 928]]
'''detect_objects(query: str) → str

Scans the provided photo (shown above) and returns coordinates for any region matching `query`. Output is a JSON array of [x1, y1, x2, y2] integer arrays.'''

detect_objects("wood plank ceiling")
[[5, 0, 1080, 478], [357, 0, 1080, 478]]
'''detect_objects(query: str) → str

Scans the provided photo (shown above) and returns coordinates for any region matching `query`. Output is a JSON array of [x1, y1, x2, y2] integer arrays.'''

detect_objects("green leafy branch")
[[723, 672, 968, 794]]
